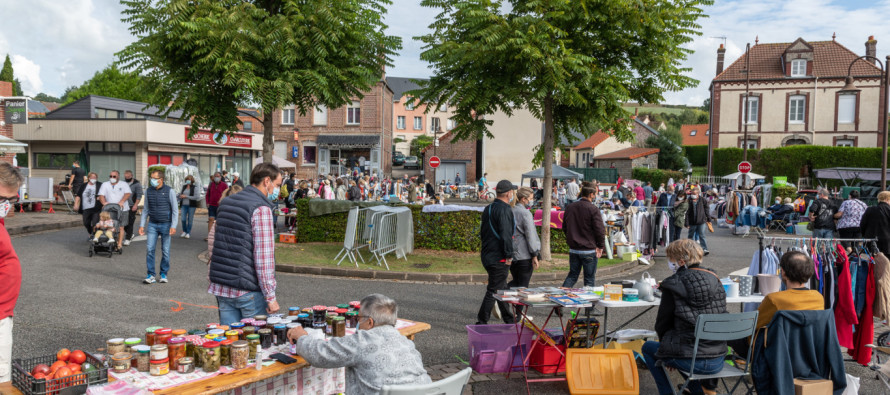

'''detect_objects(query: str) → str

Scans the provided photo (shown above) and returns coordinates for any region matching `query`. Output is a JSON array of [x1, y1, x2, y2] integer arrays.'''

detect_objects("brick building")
[[270, 80, 394, 179], [236, 108, 262, 133], [420, 131, 477, 185], [592, 147, 660, 179], [0, 82, 18, 164]]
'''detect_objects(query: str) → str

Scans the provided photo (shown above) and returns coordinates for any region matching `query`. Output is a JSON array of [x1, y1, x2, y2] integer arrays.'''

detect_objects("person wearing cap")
[[562, 185, 605, 287], [476, 180, 518, 325], [232, 172, 244, 188]]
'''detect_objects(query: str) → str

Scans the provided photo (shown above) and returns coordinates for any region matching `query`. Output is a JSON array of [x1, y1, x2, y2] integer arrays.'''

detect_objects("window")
[[438, 103, 447, 112], [784, 138, 807, 146], [397, 116, 406, 129], [405, 98, 414, 111], [743, 139, 758, 149], [789, 95, 806, 123], [836, 139, 855, 147], [94, 108, 122, 119], [397, 135, 406, 142], [431, 117, 441, 131], [743, 96, 759, 124], [347, 101, 361, 125], [690, 130, 697, 136], [413, 116, 422, 130], [706, 130, 710, 135], [791, 59, 806, 77], [448, 119, 457, 130], [274, 141, 288, 158], [243, 121, 252, 130], [281, 108, 295, 125], [313, 104, 327, 126], [302, 142, 317, 165], [105, 143, 121, 152], [33, 153, 79, 169], [126, 113, 148, 119], [838, 94, 856, 124]]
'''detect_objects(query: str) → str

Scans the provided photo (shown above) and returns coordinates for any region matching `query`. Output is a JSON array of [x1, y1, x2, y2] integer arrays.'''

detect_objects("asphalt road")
[[7, 217, 885, 393]]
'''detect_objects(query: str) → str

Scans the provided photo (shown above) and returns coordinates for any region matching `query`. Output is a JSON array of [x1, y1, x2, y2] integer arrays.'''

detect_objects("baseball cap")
[[495, 180, 518, 194]]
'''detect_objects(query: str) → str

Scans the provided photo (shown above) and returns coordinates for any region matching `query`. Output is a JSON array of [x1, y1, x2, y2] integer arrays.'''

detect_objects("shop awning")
[[317, 135, 379, 147], [0, 136, 28, 153]]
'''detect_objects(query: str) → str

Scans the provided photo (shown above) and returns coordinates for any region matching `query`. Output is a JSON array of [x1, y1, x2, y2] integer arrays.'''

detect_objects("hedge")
[[294, 199, 570, 253], [683, 145, 708, 167], [712, 146, 883, 183], [632, 168, 685, 186]]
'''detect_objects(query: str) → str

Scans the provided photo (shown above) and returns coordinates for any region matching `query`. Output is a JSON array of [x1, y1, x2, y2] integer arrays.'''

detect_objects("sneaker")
[[184, 233, 190, 239], [704, 250, 710, 256], [108, 238, 115, 244], [159, 274, 168, 283], [180, 232, 187, 238], [92, 238, 99, 243], [123, 239, 131, 246], [143, 276, 156, 284]]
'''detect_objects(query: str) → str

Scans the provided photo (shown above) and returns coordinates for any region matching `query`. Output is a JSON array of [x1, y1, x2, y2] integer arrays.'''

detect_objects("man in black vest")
[[138, 170, 179, 284], [476, 180, 517, 325], [208, 163, 283, 323]]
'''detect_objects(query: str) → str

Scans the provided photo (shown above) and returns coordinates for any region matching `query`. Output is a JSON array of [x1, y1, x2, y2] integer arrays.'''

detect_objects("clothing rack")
[[757, 235, 878, 274]]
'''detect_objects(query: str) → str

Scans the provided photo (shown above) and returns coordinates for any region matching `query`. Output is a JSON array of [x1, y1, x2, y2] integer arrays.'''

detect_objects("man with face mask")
[[205, 172, 229, 241], [123, 170, 143, 246], [97, 170, 132, 250], [208, 163, 282, 323], [685, 187, 712, 256], [0, 163, 23, 383], [138, 170, 179, 284], [476, 180, 518, 325]]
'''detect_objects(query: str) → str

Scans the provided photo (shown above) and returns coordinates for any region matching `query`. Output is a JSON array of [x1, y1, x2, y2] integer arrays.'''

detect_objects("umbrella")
[[722, 172, 765, 180], [254, 155, 297, 168]]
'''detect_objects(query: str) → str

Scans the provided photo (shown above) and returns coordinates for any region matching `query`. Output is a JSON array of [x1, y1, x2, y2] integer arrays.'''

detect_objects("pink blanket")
[[534, 209, 565, 229]]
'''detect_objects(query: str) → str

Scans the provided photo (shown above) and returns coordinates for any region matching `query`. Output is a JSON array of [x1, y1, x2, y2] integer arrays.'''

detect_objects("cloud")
[[11, 55, 42, 96]]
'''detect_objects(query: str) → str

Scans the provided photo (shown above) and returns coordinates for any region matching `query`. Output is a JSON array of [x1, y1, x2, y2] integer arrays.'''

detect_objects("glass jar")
[[335, 308, 348, 317], [246, 334, 260, 360], [168, 338, 187, 371], [106, 338, 126, 356], [150, 358, 169, 376], [225, 330, 240, 342], [253, 321, 267, 330], [235, 329, 244, 340], [266, 317, 281, 330], [242, 326, 257, 337], [325, 313, 338, 337], [133, 345, 150, 372], [312, 306, 327, 325], [111, 352, 132, 373], [154, 328, 173, 345], [193, 342, 205, 369], [230, 322, 245, 331], [345, 311, 358, 329], [150, 344, 168, 361], [206, 323, 219, 330], [177, 357, 195, 374], [333, 317, 346, 337], [202, 342, 221, 373], [349, 301, 361, 312], [217, 325, 230, 331], [288, 307, 301, 316], [297, 313, 311, 329], [124, 338, 141, 354], [231, 340, 249, 369], [185, 340, 196, 360], [253, 315, 268, 322], [258, 328, 273, 349], [207, 329, 225, 338], [220, 339, 234, 366], [204, 334, 218, 340], [273, 324, 287, 346], [145, 326, 162, 346], [171, 329, 187, 337]]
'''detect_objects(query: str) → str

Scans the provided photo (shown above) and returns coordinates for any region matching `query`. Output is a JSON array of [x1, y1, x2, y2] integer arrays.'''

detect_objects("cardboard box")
[[622, 252, 640, 262], [793, 379, 832, 395], [278, 233, 296, 243]]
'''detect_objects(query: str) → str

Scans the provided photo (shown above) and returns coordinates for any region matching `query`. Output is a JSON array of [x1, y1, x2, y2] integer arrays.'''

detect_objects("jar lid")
[[270, 313, 285, 319], [345, 311, 358, 317], [151, 344, 168, 351], [217, 325, 230, 331], [302, 308, 313, 313], [349, 301, 361, 307], [225, 330, 239, 336], [231, 340, 249, 348], [230, 323, 245, 329], [204, 334, 218, 340], [124, 338, 141, 345], [258, 328, 272, 334], [335, 309, 348, 314], [274, 324, 286, 329], [333, 316, 346, 321], [286, 323, 300, 329], [288, 307, 300, 312], [206, 323, 220, 328], [220, 339, 235, 346], [133, 345, 151, 353], [240, 318, 254, 323], [178, 357, 194, 364], [155, 328, 172, 335], [327, 313, 339, 317], [108, 337, 125, 344], [188, 329, 204, 335], [203, 341, 221, 348], [171, 329, 187, 336], [168, 337, 186, 344], [312, 305, 326, 311], [112, 352, 132, 360], [213, 337, 227, 342], [336, 304, 349, 309], [151, 358, 169, 364], [145, 326, 162, 333], [243, 326, 256, 332], [246, 334, 260, 340], [253, 315, 268, 321], [208, 329, 225, 335], [267, 317, 281, 324], [253, 321, 267, 327], [297, 313, 309, 318], [326, 306, 337, 311]]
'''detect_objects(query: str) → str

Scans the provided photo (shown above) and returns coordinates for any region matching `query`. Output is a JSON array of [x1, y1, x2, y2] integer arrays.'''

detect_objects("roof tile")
[[680, 124, 709, 146], [593, 147, 660, 160], [715, 39, 882, 82], [573, 131, 611, 150]]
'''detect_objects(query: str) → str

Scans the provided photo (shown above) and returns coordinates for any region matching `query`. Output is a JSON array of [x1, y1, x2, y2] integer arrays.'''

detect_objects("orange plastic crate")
[[278, 233, 296, 243], [566, 349, 639, 394]]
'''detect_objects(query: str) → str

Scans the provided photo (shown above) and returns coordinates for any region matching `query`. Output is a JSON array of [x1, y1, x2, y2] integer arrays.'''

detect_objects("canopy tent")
[[521, 165, 583, 186], [813, 167, 889, 185], [0, 135, 27, 154], [254, 155, 297, 169], [722, 171, 765, 181]]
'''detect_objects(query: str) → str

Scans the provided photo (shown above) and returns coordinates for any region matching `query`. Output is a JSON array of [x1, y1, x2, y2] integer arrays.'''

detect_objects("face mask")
[[125, 177, 133, 182], [268, 186, 280, 201], [775, 200, 781, 204], [678, 197, 685, 201], [89, 178, 97, 184], [150, 179, 160, 187], [185, 180, 192, 185], [214, 177, 221, 183], [691, 194, 699, 200], [109, 177, 118, 184], [668, 261, 681, 273]]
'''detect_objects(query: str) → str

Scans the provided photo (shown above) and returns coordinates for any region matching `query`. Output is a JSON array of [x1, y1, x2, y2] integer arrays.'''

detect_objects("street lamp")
[[839, 55, 890, 190]]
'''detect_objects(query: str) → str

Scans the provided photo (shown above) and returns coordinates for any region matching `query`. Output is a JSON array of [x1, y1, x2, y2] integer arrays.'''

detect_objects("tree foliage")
[[33, 93, 61, 103], [0, 55, 22, 96], [62, 64, 153, 104], [410, 134, 434, 157], [412, 0, 711, 259], [645, 128, 689, 171], [117, 0, 401, 162]]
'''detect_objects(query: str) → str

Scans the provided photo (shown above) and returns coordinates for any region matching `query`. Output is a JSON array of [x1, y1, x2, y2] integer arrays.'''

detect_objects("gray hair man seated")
[[287, 294, 432, 393]]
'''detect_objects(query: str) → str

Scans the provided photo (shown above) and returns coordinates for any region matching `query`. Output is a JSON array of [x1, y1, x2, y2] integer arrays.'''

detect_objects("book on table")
[[548, 295, 588, 307]]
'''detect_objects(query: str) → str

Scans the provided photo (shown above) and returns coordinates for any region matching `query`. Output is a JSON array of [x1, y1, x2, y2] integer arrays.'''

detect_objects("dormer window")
[[690, 130, 697, 136], [791, 59, 806, 77]]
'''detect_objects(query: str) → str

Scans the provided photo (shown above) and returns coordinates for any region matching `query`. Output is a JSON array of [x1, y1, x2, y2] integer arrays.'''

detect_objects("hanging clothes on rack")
[[849, 255, 875, 365], [874, 252, 890, 321], [833, 244, 857, 350]]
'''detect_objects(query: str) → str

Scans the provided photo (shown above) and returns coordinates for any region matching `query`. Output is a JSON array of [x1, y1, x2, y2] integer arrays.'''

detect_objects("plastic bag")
[[842, 374, 859, 395]]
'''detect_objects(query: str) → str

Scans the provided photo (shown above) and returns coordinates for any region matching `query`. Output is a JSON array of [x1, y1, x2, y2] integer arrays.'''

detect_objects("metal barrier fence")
[[369, 212, 400, 270], [335, 206, 409, 270], [334, 207, 371, 267], [569, 168, 619, 184]]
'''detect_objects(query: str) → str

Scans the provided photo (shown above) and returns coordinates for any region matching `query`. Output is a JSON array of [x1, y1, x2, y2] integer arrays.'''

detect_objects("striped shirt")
[[208, 205, 277, 302]]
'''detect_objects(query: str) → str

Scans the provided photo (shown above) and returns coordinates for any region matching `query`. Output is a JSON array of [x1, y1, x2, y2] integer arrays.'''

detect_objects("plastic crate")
[[467, 324, 533, 373], [529, 339, 567, 374], [12, 351, 108, 395]]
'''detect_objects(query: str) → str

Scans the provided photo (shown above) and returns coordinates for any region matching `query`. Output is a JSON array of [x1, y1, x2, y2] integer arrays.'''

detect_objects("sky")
[[2, 0, 890, 106]]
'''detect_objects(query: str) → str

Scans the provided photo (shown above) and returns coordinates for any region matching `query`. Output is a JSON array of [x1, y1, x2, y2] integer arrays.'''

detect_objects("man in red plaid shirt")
[[208, 163, 282, 323]]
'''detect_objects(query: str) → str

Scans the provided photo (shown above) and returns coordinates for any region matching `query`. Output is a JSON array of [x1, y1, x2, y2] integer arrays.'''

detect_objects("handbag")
[[706, 221, 714, 233]]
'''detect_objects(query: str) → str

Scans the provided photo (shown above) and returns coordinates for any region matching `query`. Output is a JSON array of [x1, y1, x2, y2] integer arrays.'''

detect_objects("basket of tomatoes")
[[12, 348, 108, 395]]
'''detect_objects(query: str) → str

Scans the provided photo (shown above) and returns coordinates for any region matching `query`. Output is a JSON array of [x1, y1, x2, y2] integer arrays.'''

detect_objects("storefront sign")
[[4, 99, 27, 124], [292, 146, 299, 159], [773, 176, 787, 186], [185, 128, 253, 148]]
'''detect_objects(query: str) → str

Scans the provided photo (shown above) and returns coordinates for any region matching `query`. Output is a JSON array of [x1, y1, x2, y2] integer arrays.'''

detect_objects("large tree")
[[0, 55, 22, 96], [118, 0, 401, 163], [413, 0, 711, 260], [63, 64, 153, 104]]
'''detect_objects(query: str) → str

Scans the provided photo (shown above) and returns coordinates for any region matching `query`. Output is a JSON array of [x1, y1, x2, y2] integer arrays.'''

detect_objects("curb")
[[6, 219, 82, 236]]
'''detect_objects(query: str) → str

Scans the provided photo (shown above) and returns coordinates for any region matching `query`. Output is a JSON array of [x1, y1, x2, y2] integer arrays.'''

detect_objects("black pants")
[[508, 259, 535, 288], [125, 210, 137, 240], [838, 227, 862, 249], [82, 207, 101, 235], [476, 262, 515, 325]]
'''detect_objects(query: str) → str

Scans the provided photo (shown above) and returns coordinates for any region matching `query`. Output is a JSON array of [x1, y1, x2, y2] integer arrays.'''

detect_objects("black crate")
[[12, 351, 108, 395]]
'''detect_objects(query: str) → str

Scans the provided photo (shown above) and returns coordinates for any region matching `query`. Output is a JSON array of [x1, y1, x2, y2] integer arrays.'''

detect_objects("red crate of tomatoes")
[[12, 348, 108, 395]]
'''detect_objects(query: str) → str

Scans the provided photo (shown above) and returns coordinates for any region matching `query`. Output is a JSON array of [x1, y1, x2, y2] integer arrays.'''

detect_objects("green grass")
[[276, 242, 625, 274]]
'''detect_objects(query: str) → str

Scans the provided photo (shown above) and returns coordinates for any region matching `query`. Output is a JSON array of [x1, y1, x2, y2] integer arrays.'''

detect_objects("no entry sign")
[[738, 161, 752, 174], [429, 156, 441, 168]]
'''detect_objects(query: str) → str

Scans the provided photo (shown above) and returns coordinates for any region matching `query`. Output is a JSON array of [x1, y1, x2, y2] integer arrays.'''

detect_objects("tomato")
[[49, 361, 67, 374], [68, 350, 86, 365], [56, 348, 71, 362], [31, 364, 51, 376], [66, 363, 81, 372], [53, 367, 72, 379], [32, 372, 46, 380]]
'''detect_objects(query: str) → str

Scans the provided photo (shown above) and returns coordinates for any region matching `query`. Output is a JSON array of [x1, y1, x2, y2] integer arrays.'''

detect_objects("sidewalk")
[[4, 210, 82, 235]]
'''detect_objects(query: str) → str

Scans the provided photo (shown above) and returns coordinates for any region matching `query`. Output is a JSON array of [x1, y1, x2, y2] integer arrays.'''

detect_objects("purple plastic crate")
[[467, 324, 533, 373]]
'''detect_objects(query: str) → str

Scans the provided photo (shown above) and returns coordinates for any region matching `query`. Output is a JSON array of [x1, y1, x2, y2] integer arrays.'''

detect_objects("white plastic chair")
[[381, 367, 472, 395]]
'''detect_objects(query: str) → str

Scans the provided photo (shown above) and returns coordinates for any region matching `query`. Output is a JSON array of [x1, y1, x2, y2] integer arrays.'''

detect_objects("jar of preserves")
[[220, 339, 234, 366], [150, 358, 169, 376], [111, 352, 132, 373], [167, 338, 187, 371], [242, 325, 257, 337], [246, 334, 260, 360], [193, 343, 205, 369], [231, 340, 249, 369], [217, 325, 230, 331], [213, 337, 227, 344], [106, 338, 126, 356], [207, 329, 225, 338], [301, 307, 313, 314], [171, 329, 187, 337], [326, 307, 338, 316], [230, 322, 245, 331], [177, 357, 195, 374], [124, 338, 141, 354], [325, 313, 338, 337], [288, 307, 301, 316], [206, 323, 219, 330], [336, 303, 349, 310], [253, 321, 267, 330], [234, 329, 244, 340], [349, 301, 361, 312], [150, 344, 168, 361], [145, 326, 162, 345], [253, 315, 268, 322], [297, 313, 311, 328], [132, 345, 150, 372], [333, 317, 346, 337], [225, 330, 240, 342], [335, 308, 348, 317], [266, 317, 281, 329], [258, 328, 273, 349], [154, 328, 173, 345], [202, 342, 221, 373], [273, 324, 287, 346], [312, 306, 326, 324], [345, 311, 358, 329]]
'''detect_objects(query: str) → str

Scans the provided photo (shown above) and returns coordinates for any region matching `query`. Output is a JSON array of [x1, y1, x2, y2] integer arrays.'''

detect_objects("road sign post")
[[429, 156, 441, 168], [738, 161, 752, 173]]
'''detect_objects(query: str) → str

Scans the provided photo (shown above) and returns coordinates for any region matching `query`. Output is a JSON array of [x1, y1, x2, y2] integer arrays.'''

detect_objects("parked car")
[[403, 156, 420, 170], [393, 152, 406, 166]]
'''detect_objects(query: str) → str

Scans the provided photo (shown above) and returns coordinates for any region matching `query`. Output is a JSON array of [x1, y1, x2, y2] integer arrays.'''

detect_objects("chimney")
[[866, 35, 877, 65], [716, 44, 726, 76]]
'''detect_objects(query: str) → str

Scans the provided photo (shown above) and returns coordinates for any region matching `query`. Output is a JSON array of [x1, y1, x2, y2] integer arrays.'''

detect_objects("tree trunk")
[[262, 110, 274, 163], [540, 95, 555, 261]]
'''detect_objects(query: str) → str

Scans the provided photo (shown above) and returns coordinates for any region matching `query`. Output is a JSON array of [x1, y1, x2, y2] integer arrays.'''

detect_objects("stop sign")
[[429, 156, 441, 168], [738, 161, 752, 174]]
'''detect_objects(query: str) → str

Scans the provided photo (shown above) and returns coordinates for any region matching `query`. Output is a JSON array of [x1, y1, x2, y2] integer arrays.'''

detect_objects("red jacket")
[[0, 219, 21, 320], [206, 181, 229, 207]]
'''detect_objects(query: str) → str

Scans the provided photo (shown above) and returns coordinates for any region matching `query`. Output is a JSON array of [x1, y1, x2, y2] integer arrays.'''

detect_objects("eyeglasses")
[[0, 195, 19, 204]]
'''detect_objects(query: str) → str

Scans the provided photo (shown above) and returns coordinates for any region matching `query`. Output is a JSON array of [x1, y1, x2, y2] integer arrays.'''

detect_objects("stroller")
[[89, 203, 124, 257]]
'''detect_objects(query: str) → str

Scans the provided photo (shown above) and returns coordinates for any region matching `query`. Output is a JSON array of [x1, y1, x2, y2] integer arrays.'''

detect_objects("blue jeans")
[[217, 291, 267, 324], [562, 253, 598, 287], [145, 222, 171, 277], [642, 341, 724, 395], [813, 228, 834, 239], [180, 205, 196, 234], [688, 223, 709, 251]]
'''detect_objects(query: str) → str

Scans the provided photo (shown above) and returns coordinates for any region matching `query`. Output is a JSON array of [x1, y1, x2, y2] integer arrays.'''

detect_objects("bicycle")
[[469, 186, 496, 202]]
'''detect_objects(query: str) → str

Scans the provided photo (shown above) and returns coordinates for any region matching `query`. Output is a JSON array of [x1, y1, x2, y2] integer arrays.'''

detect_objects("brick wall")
[[422, 132, 477, 183], [594, 152, 658, 180], [0, 82, 15, 164]]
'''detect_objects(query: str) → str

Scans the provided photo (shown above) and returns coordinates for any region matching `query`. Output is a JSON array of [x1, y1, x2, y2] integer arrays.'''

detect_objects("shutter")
[[318, 148, 330, 175]]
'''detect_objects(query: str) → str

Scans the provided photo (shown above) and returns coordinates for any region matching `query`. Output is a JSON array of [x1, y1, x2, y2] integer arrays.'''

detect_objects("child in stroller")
[[90, 203, 123, 256], [93, 212, 116, 244]]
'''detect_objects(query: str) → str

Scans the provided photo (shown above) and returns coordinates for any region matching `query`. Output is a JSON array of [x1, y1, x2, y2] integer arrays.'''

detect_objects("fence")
[[569, 168, 619, 184], [686, 175, 721, 185]]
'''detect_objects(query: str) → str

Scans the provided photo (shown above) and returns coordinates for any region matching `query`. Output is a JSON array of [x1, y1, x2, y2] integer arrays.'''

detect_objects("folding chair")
[[658, 311, 758, 395], [381, 367, 472, 395]]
